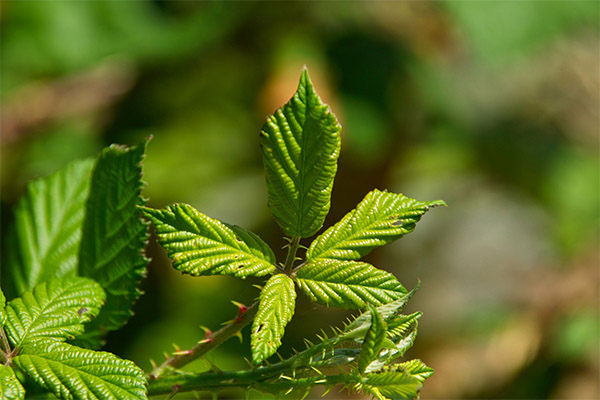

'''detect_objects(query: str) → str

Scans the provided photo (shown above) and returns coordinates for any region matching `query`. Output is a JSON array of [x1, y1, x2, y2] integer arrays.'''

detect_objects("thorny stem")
[[283, 236, 301, 274], [149, 301, 259, 379], [0, 326, 13, 365]]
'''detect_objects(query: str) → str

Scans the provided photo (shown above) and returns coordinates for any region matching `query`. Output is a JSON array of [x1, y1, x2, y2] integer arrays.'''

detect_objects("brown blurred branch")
[[1, 59, 136, 143]]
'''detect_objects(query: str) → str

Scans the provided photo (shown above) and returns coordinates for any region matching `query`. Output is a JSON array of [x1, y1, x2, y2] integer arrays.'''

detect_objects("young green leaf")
[[396, 359, 434, 383], [0, 289, 6, 328], [295, 260, 407, 309], [140, 204, 276, 278], [307, 189, 446, 261], [362, 371, 422, 400], [358, 305, 388, 373], [251, 274, 296, 364], [4, 277, 105, 347], [13, 341, 146, 400], [0, 365, 24, 400], [78, 139, 150, 343], [260, 68, 341, 238], [6, 159, 94, 296]]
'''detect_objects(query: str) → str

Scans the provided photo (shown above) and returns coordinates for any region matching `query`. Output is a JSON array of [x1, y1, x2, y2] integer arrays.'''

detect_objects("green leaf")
[[13, 341, 146, 400], [251, 274, 296, 364], [7, 159, 94, 296], [260, 68, 341, 237], [140, 204, 276, 278], [363, 371, 422, 400], [396, 359, 434, 384], [307, 189, 446, 261], [4, 277, 105, 347], [358, 305, 388, 373], [0, 365, 24, 400], [0, 289, 6, 328], [295, 260, 407, 309], [78, 139, 150, 342]]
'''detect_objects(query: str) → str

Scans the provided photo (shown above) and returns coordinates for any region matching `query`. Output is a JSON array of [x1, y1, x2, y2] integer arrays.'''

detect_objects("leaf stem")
[[283, 236, 301, 274], [149, 301, 259, 379], [0, 326, 12, 365]]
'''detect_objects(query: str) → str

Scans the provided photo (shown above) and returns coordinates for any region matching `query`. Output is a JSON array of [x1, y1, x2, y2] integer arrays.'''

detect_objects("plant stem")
[[283, 236, 301, 274], [0, 327, 12, 365], [149, 301, 259, 379]]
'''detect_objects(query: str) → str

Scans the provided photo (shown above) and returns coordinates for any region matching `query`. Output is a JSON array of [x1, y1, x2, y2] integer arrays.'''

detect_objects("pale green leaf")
[[295, 260, 407, 309], [396, 359, 434, 384], [140, 204, 276, 278], [307, 189, 446, 261], [251, 274, 296, 364], [78, 139, 150, 343], [0, 289, 5, 328], [4, 277, 105, 347], [7, 159, 94, 296], [358, 305, 388, 373], [13, 341, 146, 400], [260, 68, 341, 237], [0, 365, 25, 400], [363, 371, 422, 400]]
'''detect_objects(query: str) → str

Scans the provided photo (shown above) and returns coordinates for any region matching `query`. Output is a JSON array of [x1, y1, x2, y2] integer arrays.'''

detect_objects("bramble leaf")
[[6, 159, 94, 296], [308, 189, 446, 261], [13, 341, 146, 400], [358, 305, 388, 373], [0, 289, 5, 328], [78, 139, 150, 344], [140, 204, 276, 278], [4, 277, 105, 347], [362, 370, 422, 400], [396, 359, 434, 384], [251, 274, 296, 364], [0, 365, 24, 400], [295, 260, 407, 309], [260, 68, 341, 237]]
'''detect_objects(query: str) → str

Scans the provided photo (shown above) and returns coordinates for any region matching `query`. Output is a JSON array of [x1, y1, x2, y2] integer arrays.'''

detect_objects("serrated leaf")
[[363, 371, 422, 400], [4, 277, 105, 347], [308, 189, 446, 261], [13, 341, 146, 400], [0, 365, 25, 400], [260, 68, 341, 237], [7, 159, 94, 296], [140, 204, 276, 278], [78, 139, 150, 343], [295, 260, 407, 309], [397, 359, 434, 384], [251, 274, 296, 364], [358, 305, 388, 373]]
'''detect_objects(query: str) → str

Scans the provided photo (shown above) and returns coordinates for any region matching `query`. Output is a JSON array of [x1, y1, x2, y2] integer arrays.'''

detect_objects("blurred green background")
[[1, 1, 598, 399]]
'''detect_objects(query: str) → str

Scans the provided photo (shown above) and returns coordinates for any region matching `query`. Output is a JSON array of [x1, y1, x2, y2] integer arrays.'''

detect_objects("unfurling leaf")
[[251, 274, 296, 364], [6, 159, 94, 296], [396, 359, 434, 383], [308, 189, 446, 261], [295, 260, 407, 309], [140, 204, 276, 278], [13, 341, 146, 400], [4, 277, 105, 347], [0, 365, 24, 400], [358, 305, 388, 373], [260, 68, 341, 238], [78, 139, 150, 344], [363, 370, 422, 400]]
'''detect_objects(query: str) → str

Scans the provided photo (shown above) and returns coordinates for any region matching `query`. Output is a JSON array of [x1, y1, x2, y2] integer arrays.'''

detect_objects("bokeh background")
[[1, 1, 599, 399]]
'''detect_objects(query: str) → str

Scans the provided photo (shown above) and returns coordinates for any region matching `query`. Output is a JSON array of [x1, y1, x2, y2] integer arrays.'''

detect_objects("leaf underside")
[[13, 341, 147, 400], [4, 277, 105, 347], [260, 68, 341, 238], [7, 159, 94, 296], [140, 204, 276, 278], [295, 260, 407, 309], [78, 139, 150, 343], [308, 189, 446, 261], [0, 365, 25, 400], [251, 274, 296, 364]]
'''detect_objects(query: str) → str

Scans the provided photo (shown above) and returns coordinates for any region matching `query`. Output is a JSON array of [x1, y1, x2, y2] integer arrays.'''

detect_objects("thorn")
[[279, 374, 293, 381], [252, 284, 263, 291], [233, 330, 243, 343], [285, 387, 294, 395], [322, 385, 333, 397], [172, 343, 181, 351], [243, 357, 253, 368], [276, 352, 284, 362], [232, 301, 249, 322], [310, 366, 323, 375], [149, 359, 157, 370], [315, 379, 327, 384], [163, 352, 171, 360], [173, 349, 194, 356]]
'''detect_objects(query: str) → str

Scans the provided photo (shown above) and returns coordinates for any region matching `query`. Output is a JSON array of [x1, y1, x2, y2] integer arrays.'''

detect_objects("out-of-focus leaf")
[[0, 365, 24, 400]]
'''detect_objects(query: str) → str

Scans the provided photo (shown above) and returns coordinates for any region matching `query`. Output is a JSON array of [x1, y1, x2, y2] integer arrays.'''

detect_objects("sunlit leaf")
[[396, 359, 434, 384], [295, 260, 407, 309], [251, 274, 296, 364], [260, 68, 341, 237], [4, 277, 105, 347], [0, 365, 24, 400], [13, 341, 146, 400], [307, 189, 445, 261], [363, 370, 422, 400], [140, 204, 276, 278]]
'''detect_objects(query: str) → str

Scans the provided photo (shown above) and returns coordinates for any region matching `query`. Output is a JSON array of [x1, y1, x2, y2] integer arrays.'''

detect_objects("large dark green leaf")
[[260, 68, 341, 237], [78, 139, 150, 342]]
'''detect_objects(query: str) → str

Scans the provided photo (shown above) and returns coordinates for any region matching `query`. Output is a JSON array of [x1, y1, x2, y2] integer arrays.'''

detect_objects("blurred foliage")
[[1, 1, 598, 399]]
